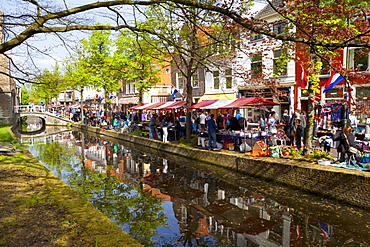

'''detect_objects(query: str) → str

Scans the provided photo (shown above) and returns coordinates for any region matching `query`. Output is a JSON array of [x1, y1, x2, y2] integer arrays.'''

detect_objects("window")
[[125, 83, 136, 94], [213, 71, 220, 89], [251, 53, 263, 78], [273, 21, 287, 34], [356, 86, 370, 121], [225, 68, 232, 89], [347, 48, 369, 72], [192, 74, 199, 88], [177, 73, 184, 89], [273, 49, 288, 77], [165, 68, 170, 74], [250, 32, 262, 41]]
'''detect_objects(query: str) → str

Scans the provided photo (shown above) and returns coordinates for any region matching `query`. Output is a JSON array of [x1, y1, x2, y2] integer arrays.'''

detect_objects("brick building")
[[0, 10, 17, 124]]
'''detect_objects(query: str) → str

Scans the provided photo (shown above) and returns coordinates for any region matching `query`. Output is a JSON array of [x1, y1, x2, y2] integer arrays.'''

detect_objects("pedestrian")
[[216, 112, 225, 129], [178, 111, 186, 138], [259, 115, 268, 131], [226, 115, 241, 131], [199, 111, 207, 130], [268, 111, 278, 134], [235, 109, 242, 120], [334, 126, 358, 162], [348, 111, 358, 131], [292, 111, 304, 149], [149, 114, 157, 139], [281, 110, 291, 139], [162, 116, 169, 143], [207, 114, 218, 150]]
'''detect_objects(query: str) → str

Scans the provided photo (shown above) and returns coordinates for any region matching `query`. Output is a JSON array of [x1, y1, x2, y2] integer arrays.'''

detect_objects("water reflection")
[[25, 130, 370, 246]]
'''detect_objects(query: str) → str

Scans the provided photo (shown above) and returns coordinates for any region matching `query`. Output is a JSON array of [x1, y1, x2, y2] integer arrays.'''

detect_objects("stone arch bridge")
[[16, 111, 72, 126]]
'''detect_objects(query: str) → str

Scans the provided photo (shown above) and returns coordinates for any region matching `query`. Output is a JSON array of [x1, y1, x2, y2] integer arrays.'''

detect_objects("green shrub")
[[0, 126, 17, 143]]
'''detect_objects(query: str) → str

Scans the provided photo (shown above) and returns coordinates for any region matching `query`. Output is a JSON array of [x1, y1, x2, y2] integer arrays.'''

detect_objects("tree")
[[2, 0, 368, 83], [141, 3, 238, 142], [29, 66, 67, 104], [2, 0, 370, 150], [79, 28, 122, 113], [20, 88, 29, 105], [63, 54, 93, 123], [114, 30, 165, 103]]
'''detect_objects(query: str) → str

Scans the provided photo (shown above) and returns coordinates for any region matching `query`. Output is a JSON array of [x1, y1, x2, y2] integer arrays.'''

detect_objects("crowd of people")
[[49, 105, 363, 163]]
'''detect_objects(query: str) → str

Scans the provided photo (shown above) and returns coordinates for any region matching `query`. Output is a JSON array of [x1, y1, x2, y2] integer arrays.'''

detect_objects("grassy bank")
[[0, 126, 141, 247]]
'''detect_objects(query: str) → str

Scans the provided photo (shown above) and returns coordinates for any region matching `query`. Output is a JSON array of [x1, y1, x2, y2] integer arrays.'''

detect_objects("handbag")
[[343, 133, 358, 154]]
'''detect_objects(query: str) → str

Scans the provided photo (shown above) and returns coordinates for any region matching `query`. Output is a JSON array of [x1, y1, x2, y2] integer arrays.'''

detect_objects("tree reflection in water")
[[34, 141, 167, 247], [29, 131, 370, 247]]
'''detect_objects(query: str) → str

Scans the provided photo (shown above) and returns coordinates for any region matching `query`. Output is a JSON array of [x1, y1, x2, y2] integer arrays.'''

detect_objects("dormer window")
[[347, 48, 369, 72]]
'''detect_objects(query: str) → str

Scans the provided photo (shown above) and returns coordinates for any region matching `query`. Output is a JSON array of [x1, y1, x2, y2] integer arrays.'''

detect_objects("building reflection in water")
[[26, 130, 367, 247]]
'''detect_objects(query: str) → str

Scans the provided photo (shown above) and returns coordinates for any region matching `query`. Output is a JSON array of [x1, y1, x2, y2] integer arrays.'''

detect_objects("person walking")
[[207, 114, 218, 150], [226, 115, 242, 131], [149, 114, 157, 139], [199, 111, 207, 130], [178, 111, 186, 138], [259, 115, 268, 131], [268, 111, 278, 134], [291, 109, 306, 148], [281, 110, 291, 139], [334, 126, 357, 162], [162, 116, 169, 143]]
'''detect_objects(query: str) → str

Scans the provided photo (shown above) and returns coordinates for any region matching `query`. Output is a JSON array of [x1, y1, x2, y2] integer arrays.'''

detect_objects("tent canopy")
[[187, 100, 218, 109], [223, 97, 278, 108], [201, 99, 236, 109], [163, 101, 187, 109], [187, 97, 277, 109]]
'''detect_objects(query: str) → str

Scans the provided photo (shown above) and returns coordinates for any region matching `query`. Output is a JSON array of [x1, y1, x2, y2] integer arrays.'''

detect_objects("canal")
[[19, 129, 370, 246]]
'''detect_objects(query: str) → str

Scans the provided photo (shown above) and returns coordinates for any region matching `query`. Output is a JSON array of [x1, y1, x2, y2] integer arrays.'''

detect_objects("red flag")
[[301, 69, 308, 89]]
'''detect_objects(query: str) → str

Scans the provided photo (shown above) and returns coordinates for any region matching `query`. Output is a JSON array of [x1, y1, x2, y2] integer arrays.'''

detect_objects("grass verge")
[[0, 126, 141, 247]]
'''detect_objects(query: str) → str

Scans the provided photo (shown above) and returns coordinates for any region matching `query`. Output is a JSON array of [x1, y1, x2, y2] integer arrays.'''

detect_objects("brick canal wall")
[[74, 124, 370, 209]]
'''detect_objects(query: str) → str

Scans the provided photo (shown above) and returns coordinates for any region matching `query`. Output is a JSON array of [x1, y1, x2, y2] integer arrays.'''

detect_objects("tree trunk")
[[79, 89, 84, 124], [185, 73, 193, 143], [303, 90, 315, 155]]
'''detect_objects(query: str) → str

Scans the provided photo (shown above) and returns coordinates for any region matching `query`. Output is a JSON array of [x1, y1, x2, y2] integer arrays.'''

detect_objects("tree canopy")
[[1, 0, 369, 83]]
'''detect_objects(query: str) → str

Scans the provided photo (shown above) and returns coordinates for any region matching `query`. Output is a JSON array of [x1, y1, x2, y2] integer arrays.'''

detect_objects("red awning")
[[187, 100, 218, 109], [223, 97, 278, 108], [119, 97, 139, 105], [163, 101, 187, 109], [144, 102, 166, 110], [129, 103, 145, 110]]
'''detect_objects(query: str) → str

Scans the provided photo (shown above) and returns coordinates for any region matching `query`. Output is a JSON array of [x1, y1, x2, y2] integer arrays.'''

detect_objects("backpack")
[[281, 115, 290, 127]]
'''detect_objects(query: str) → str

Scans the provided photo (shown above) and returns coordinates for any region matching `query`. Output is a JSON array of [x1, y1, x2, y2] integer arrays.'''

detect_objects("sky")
[[1, 0, 266, 75]]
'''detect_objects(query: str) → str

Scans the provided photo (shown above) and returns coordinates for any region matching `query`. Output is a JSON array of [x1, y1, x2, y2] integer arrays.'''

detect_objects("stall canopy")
[[187, 97, 277, 109], [130, 103, 154, 110], [152, 101, 175, 109], [201, 99, 236, 109], [144, 102, 166, 110], [187, 100, 218, 109], [119, 97, 139, 105], [163, 101, 187, 109], [198, 93, 235, 101], [223, 97, 278, 108]]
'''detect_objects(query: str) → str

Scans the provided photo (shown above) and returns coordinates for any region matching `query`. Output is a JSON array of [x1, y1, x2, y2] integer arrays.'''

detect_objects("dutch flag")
[[171, 85, 178, 99], [323, 73, 345, 93]]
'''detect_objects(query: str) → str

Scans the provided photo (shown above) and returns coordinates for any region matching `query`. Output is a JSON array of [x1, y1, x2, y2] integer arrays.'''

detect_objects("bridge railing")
[[14, 105, 46, 113]]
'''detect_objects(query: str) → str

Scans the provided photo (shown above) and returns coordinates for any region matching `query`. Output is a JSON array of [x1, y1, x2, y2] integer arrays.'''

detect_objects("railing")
[[14, 105, 47, 113]]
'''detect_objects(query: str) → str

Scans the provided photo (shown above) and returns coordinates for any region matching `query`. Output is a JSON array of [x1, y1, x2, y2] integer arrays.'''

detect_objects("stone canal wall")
[[74, 124, 370, 209]]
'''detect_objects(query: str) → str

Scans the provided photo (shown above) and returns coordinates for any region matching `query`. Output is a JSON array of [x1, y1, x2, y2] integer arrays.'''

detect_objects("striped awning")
[[187, 100, 218, 109], [163, 101, 187, 109], [119, 97, 139, 104]]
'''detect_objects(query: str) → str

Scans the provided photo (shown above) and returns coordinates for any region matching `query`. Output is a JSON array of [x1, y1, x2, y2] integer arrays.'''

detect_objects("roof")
[[255, 0, 284, 18]]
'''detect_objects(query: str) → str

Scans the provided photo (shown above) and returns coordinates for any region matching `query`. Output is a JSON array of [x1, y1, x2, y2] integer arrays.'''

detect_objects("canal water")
[[20, 130, 370, 246]]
